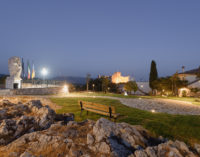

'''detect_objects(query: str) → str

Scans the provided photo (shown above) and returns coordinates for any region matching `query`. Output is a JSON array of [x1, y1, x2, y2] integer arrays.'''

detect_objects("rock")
[[93, 118, 116, 142], [145, 147, 157, 157], [93, 118, 149, 148], [37, 105, 55, 129], [134, 150, 148, 157], [87, 133, 94, 145], [0, 100, 75, 146], [97, 142, 110, 154], [27, 100, 42, 112], [194, 143, 200, 155], [20, 151, 35, 157]]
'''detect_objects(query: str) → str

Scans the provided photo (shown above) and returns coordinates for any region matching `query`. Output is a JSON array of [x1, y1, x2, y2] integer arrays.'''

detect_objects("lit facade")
[[111, 72, 130, 84]]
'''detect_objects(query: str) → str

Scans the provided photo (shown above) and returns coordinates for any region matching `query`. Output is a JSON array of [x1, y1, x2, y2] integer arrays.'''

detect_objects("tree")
[[86, 73, 91, 91], [149, 60, 158, 91], [89, 77, 119, 93], [0, 76, 7, 85], [153, 75, 187, 96], [102, 77, 109, 93], [124, 81, 138, 94], [197, 66, 200, 79]]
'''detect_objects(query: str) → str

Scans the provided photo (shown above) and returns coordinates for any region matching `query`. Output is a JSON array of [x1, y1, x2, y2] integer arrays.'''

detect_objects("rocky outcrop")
[[0, 100, 73, 145], [0, 99, 198, 157]]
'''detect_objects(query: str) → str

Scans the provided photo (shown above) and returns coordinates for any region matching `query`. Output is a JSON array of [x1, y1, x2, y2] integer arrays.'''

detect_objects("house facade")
[[178, 67, 200, 89]]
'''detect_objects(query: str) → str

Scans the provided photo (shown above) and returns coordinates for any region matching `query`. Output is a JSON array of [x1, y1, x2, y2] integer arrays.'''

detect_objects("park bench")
[[78, 101, 120, 121]]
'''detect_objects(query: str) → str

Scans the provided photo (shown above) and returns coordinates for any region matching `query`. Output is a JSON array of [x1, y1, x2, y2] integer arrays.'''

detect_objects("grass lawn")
[[51, 97, 200, 146]]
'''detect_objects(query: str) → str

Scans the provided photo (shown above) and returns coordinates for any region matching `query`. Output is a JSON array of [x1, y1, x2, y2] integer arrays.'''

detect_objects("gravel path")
[[119, 98, 200, 115]]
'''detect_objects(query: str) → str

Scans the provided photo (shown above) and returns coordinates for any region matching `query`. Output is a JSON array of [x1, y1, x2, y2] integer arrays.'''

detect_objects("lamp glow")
[[151, 109, 156, 113], [41, 68, 48, 76], [63, 85, 69, 94]]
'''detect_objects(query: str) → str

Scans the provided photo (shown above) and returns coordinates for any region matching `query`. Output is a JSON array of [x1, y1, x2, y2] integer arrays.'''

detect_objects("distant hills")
[[53, 76, 86, 85]]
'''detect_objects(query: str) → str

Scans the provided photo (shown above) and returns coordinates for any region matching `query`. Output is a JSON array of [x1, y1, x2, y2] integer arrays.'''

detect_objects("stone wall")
[[22, 83, 59, 89], [0, 89, 14, 96], [0, 84, 5, 89], [14, 87, 63, 95]]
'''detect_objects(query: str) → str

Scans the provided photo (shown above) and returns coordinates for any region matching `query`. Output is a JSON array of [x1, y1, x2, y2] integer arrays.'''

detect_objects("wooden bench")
[[78, 101, 120, 121]]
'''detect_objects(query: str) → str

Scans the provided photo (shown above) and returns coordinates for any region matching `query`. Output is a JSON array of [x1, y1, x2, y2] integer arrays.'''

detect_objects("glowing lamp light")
[[41, 68, 48, 76], [151, 109, 156, 113], [63, 85, 69, 94]]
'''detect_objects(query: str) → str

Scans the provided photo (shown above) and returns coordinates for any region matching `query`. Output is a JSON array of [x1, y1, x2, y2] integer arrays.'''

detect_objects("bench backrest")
[[78, 101, 116, 114]]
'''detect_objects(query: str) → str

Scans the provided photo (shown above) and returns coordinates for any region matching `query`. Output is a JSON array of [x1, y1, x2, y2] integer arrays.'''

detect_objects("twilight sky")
[[0, 0, 200, 80]]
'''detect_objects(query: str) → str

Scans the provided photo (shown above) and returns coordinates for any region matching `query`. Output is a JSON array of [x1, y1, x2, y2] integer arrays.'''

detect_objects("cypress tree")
[[149, 60, 158, 90]]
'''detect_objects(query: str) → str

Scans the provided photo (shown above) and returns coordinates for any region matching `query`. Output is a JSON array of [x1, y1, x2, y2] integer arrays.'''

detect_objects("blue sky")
[[0, 0, 200, 80]]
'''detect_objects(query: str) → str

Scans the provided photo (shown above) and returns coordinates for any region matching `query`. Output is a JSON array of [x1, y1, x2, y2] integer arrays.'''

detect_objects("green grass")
[[51, 97, 200, 145]]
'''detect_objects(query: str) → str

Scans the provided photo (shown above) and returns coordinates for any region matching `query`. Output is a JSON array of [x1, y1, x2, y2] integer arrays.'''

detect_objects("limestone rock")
[[194, 143, 200, 155], [87, 133, 94, 145], [20, 151, 35, 157], [0, 100, 73, 145]]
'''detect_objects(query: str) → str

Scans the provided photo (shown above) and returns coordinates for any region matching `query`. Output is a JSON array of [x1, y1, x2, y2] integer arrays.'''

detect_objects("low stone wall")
[[14, 87, 63, 95], [0, 89, 14, 96], [0, 84, 5, 89], [22, 83, 60, 89]]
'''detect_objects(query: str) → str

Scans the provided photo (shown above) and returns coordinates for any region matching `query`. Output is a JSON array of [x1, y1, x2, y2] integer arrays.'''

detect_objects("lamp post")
[[92, 84, 95, 91], [41, 68, 48, 87], [108, 87, 110, 93]]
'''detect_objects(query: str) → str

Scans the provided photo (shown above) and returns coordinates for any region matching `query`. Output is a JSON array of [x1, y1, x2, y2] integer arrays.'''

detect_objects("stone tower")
[[6, 57, 22, 89]]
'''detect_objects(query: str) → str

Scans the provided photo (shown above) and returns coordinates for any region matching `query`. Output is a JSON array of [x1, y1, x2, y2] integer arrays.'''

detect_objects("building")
[[178, 67, 200, 89], [177, 67, 200, 97], [135, 82, 151, 95], [111, 72, 130, 84]]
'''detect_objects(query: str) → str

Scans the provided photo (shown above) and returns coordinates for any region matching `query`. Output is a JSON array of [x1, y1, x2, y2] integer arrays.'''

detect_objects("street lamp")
[[41, 68, 48, 87], [92, 84, 95, 91], [63, 85, 69, 94], [108, 87, 110, 93]]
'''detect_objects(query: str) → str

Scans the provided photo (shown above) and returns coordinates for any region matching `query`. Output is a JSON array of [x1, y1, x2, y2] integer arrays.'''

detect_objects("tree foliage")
[[102, 77, 109, 93], [0, 76, 7, 84], [86, 73, 91, 91], [153, 74, 187, 95], [124, 81, 138, 93], [197, 66, 200, 79], [149, 60, 158, 90], [88, 77, 119, 93]]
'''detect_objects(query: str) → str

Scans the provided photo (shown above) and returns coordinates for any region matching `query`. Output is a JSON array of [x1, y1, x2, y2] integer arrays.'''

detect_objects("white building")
[[135, 82, 151, 95], [178, 67, 200, 89]]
